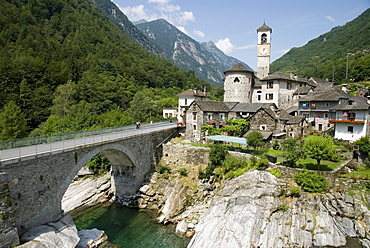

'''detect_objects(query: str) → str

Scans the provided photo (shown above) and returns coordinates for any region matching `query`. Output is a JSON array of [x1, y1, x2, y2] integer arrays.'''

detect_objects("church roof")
[[257, 22, 272, 33], [224, 62, 253, 74]]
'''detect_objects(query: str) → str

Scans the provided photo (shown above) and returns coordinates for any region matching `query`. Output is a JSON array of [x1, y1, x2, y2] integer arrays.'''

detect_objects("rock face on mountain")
[[135, 19, 252, 86], [188, 170, 370, 248]]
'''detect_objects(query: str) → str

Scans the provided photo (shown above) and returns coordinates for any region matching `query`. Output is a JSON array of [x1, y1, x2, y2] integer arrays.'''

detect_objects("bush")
[[289, 186, 301, 197], [294, 171, 329, 193], [179, 167, 188, 176], [270, 168, 282, 178], [158, 164, 171, 174], [256, 158, 269, 170], [87, 154, 111, 174], [209, 143, 229, 167]]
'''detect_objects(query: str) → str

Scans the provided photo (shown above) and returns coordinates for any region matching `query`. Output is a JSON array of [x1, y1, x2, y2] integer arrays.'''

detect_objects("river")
[[70, 202, 191, 248]]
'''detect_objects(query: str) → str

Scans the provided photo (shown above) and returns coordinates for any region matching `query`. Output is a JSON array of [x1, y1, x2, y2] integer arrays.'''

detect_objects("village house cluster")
[[170, 23, 370, 143]]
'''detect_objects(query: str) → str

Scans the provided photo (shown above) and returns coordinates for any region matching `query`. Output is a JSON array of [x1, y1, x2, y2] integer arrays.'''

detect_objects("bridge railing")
[[0, 122, 178, 165], [0, 121, 171, 150]]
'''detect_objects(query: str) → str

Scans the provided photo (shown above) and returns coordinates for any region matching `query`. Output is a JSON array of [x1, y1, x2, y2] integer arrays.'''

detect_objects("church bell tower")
[[257, 22, 272, 79]]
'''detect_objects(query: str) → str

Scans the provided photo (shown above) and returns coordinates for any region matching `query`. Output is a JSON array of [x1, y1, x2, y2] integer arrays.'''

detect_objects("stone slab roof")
[[299, 87, 350, 102], [194, 101, 230, 112], [177, 88, 209, 97], [261, 72, 314, 85], [330, 96, 370, 111], [231, 103, 272, 113]]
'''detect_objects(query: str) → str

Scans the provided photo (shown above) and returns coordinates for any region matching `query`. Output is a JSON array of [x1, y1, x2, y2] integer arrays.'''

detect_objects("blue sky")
[[113, 0, 369, 71]]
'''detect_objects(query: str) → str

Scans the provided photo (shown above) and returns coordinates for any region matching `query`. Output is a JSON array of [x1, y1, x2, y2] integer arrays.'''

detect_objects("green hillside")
[[0, 0, 214, 140], [270, 8, 370, 84]]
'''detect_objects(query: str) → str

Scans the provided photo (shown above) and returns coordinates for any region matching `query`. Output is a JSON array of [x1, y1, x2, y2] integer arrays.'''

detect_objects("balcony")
[[329, 119, 364, 124]]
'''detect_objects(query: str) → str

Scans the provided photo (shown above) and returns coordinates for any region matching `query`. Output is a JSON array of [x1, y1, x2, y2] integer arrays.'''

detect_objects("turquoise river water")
[[70, 202, 191, 248]]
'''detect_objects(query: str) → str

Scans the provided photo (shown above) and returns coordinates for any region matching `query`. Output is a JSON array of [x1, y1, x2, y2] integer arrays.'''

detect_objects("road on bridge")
[[0, 122, 177, 164]]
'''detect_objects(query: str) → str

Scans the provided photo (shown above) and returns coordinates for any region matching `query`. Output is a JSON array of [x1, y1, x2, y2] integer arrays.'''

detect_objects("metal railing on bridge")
[[0, 121, 177, 164], [0, 121, 172, 150]]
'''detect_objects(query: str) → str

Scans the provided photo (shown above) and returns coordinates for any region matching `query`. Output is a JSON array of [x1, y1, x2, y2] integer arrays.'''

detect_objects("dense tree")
[[282, 138, 303, 167], [302, 135, 336, 171], [0, 101, 28, 140], [245, 131, 263, 150]]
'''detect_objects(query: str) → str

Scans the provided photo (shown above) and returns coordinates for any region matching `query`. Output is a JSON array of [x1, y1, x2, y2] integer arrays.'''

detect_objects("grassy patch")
[[296, 158, 343, 171]]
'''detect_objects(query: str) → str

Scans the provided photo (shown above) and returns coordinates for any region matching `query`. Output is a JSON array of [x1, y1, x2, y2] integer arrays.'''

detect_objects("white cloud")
[[177, 11, 196, 24], [237, 44, 255, 50], [193, 29, 205, 38], [176, 26, 188, 35], [215, 38, 235, 55], [325, 15, 335, 22], [120, 5, 150, 21], [157, 4, 180, 12]]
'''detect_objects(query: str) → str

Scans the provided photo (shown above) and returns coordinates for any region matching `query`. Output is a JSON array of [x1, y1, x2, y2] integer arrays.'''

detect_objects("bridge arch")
[[57, 143, 137, 209]]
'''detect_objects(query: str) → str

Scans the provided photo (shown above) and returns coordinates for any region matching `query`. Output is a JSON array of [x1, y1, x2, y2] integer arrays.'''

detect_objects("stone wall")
[[163, 143, 210, 165], [0, 173, 19, 248]]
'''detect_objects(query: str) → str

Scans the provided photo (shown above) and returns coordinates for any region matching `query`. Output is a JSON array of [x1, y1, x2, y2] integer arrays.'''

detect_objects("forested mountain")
[[0, 0, 215, 140], [135, 19, 253, 86], [270, 8, 370, 84], [91, 0, 167, 59]]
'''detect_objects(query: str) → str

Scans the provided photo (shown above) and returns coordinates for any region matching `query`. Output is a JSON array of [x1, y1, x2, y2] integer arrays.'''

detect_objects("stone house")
[[298, 82, 350, 132], [176, 88, 210, 124], [185, 101, 230, 142], [330, 96, 370, 141]]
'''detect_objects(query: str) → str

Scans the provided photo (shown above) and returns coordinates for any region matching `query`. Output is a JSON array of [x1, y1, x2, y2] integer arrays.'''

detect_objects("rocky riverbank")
[[133, 142, 370, 247]]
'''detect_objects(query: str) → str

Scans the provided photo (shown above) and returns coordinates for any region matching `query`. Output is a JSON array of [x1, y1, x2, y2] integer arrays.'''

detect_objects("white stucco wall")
[[334, 123, 366, 141]]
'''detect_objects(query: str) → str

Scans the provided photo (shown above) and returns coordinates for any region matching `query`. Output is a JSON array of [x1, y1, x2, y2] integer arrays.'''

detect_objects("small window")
[[260, 125, 266, 131], [220, 114, 225, 120], [267, 81, 273, 89], [185, 99, 187, 105], [257, 95, 261, 101], [193, 125, 197, 130], [266, 93, 273, 100], [234, 77, 240, 82], [287, 82, 292, 90], [193, 112, 197, 120], [325, 103, 330, 107], [302, 103, 310, 109], [348, 126, 353, 134], [208, 114, 212, 120]]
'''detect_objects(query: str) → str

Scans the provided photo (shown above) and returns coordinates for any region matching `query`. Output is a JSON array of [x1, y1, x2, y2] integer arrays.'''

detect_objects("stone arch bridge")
[[0, 123, 179, 247]]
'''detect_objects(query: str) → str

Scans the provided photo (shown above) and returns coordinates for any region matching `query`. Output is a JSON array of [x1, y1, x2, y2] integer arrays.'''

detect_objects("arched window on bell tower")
[[261, 33, 267, 44]]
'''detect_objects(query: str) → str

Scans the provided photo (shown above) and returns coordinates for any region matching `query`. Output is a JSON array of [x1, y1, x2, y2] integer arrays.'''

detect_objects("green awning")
[[205, 135, 248, 145]]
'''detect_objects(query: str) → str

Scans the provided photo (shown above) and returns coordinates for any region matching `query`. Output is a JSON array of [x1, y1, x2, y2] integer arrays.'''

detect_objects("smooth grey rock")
[[188, 170, 370, 248], [19, 215, 79, 248], [77, 228, 107, 248]]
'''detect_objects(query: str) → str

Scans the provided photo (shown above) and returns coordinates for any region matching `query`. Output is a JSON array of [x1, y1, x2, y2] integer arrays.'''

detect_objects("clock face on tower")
[[258, 45, 269, 56]]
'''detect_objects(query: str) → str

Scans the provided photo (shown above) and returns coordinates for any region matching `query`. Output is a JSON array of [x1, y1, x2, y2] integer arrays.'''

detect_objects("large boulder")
[[18, 215, 79, 248], [188, 170, 370, 248]]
